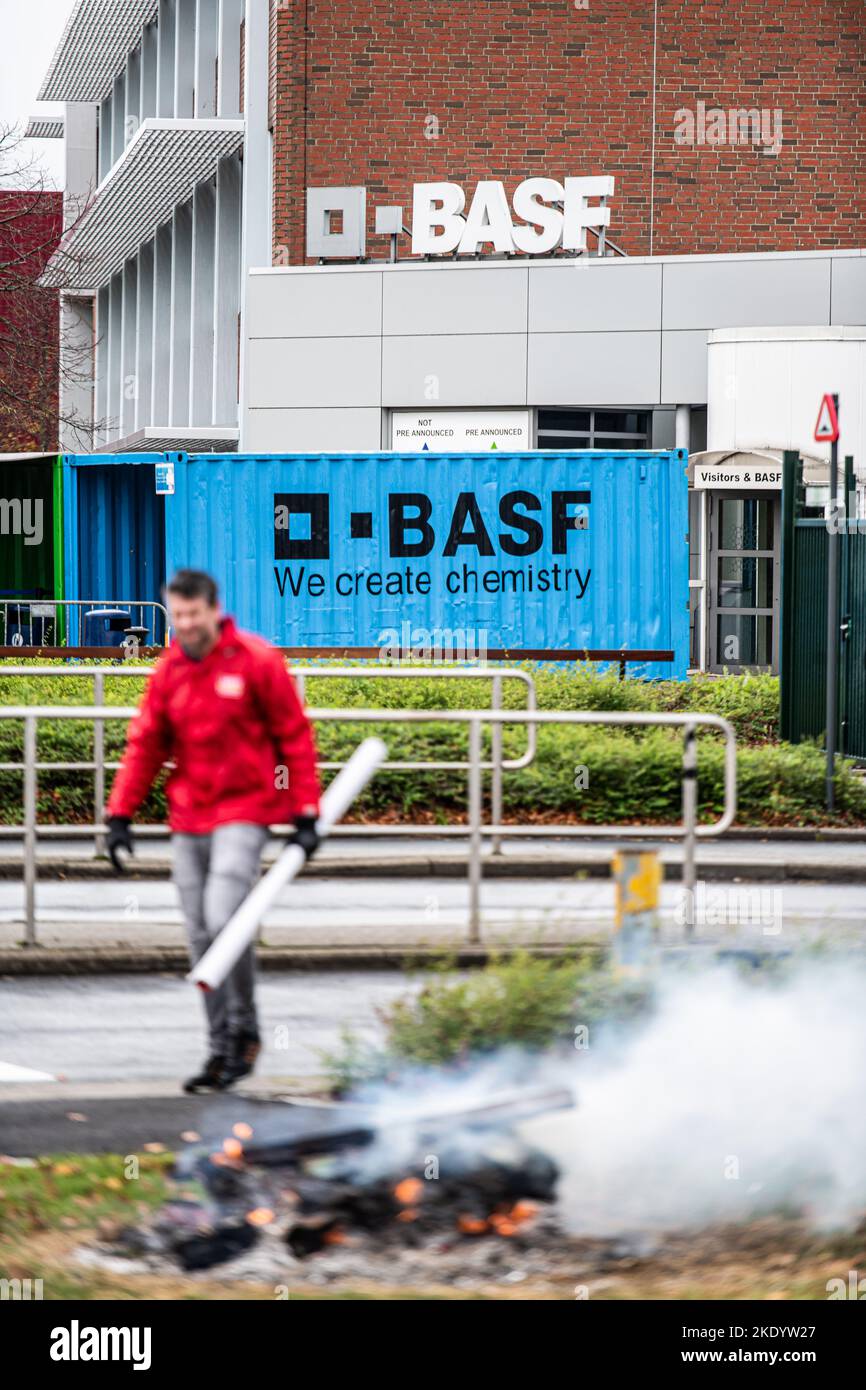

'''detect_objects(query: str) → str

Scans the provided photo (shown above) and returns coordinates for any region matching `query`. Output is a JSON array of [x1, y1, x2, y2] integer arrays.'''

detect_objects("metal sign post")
[[815, 393, 841, 810]]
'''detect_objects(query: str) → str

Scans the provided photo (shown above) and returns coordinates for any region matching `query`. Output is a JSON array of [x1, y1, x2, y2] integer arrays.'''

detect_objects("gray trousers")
[[172, 822, 269, 1055]]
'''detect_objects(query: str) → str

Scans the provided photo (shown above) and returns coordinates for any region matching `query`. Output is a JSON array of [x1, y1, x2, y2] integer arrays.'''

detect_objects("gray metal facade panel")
[[661, 256, 832, 330], [528, 262, 663, 332], [247, 336, 382, 409], [651, 408, 676, 449], [830, 257, 866, 325], [661, 330, 711, 404], [382, 266, 529, 337], [248, 270, 383, 339], [381, 333, 528, 406], [528, 331, 662, 405], [244, 407, 383, 453]]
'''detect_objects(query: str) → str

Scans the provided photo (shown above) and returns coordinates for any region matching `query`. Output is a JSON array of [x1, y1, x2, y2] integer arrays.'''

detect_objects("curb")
[[3, 855, 866, 883], [0, 939, 834, 979], [0, 942, 608, 976]]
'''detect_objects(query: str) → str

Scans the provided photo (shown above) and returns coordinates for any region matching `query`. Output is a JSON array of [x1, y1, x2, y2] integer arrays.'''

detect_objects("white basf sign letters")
[[392, 410, 531, 451], [411, 177, 615, 256]]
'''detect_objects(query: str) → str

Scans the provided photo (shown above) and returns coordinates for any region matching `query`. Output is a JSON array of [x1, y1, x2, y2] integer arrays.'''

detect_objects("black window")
[[537, 409, 651, 450]]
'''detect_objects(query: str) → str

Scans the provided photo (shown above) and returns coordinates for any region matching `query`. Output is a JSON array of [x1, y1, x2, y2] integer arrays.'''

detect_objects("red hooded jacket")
[[106, 617, 321, 834]]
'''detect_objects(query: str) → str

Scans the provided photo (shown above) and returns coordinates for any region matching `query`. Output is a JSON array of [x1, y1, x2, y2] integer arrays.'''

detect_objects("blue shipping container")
[[62, 454, 167, 644], [164, 451, 689, 677]]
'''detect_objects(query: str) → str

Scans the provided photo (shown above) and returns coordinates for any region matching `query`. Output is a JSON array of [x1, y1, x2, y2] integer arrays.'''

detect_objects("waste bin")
[[83, 608, 132, 647], [120, 625, 150, 655], [0, 589, 51, 646]]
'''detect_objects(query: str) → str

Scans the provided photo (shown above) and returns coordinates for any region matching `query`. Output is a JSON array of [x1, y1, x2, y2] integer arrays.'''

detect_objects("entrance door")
[[708, 492, 781, 673]]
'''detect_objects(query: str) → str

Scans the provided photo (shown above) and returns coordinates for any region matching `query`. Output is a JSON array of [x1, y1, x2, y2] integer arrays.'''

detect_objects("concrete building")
[[31, 1, 866, 670], [243, 247, 866, 670]]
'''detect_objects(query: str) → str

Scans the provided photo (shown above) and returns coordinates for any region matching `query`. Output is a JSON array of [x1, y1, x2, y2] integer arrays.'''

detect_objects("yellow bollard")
[[611, 849, 662, 969]]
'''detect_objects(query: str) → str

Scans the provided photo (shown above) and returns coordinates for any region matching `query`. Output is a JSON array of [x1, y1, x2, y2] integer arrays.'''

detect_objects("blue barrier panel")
[[62, 454, 167, 645]]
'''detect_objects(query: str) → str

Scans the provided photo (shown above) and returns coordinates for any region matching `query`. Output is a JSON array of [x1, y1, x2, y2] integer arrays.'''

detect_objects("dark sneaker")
[[183, 1054, 228, 1094], [218, 1032, 262, 1088]]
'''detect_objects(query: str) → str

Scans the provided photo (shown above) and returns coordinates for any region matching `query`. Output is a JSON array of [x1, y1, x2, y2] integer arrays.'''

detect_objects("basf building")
[[32, 0, 866, 670]]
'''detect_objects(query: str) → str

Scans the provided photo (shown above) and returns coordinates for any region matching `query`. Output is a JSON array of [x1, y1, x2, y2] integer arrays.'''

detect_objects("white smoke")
[[524, 957, 866, 1235], [339, 956, 866, 1235]]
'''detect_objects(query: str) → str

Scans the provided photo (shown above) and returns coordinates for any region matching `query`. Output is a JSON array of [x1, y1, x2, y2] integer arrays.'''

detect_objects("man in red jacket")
[[105, 570, 321, 1094]]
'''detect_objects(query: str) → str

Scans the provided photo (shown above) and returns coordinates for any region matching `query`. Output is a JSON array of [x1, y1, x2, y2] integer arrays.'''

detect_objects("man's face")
[[168, 594, 221, 659]]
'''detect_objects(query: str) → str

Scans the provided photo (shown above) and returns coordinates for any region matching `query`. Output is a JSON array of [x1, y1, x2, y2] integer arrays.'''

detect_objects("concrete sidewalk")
[[2, 833, 864, 977], [2, 865, 865, 974]]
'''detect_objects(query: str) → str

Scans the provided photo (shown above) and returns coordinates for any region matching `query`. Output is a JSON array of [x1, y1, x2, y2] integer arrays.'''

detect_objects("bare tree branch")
[[0, 122, 106, 451]]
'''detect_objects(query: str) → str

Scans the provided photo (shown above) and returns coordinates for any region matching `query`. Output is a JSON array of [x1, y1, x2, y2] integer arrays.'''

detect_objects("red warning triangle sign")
[[814, 394, 839, 443]]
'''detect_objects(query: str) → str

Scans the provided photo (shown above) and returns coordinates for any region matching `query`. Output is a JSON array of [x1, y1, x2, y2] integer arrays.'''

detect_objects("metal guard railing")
[[0, 700, 736, 946]]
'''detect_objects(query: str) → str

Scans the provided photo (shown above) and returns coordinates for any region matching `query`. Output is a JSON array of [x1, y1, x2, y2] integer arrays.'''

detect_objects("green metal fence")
[[780, 450, 866, 760], [0, 453, 65, 644]]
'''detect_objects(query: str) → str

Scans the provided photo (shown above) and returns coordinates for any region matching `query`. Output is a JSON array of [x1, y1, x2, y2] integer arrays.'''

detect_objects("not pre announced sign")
[[392, 410, 531, 452]]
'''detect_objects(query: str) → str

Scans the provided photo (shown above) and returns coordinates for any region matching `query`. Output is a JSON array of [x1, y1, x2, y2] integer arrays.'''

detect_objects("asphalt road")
[[3, 869, 865, 1156], [0, 970, 412, 1155], [0, 971, 409, 1084]]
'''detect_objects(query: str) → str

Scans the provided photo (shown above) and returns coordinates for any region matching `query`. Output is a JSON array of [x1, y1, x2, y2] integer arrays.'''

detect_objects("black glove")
[[106, 816, 134, 873], [291, 814, 320, 861]]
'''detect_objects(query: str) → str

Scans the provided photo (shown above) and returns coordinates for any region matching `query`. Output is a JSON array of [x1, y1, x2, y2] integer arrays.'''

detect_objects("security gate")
[[707, 492, 781, 673], [780, 452, 866, 760]]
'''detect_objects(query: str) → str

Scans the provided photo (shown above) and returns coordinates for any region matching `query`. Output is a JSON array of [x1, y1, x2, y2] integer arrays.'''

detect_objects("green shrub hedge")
[[0, 661, 861, 827]]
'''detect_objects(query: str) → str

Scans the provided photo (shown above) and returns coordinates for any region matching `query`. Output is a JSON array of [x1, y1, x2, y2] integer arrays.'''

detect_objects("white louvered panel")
[[38, 0, 160, 103], [24, 118, 65, 139], [93, 427, 239, 452], [41, 119, 245, 291]]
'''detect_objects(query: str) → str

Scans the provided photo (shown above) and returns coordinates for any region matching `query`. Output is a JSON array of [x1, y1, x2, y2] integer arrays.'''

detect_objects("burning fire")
[[388, 1175, 541, 1238], [458, 1201, 539, 1238], [394, 1177, 424, 1206], [392, 1177, 424, 1221], [233, 1122, 253, 1140], [246, 1207, 275, 1227], [456, 1215, 488, 1235]]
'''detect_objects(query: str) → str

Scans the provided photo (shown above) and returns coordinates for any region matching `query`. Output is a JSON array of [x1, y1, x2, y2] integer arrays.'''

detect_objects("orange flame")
[[458, 1200, 540, 1238], [490, 1201, 540, 1237], [246, 1207, 275, 1227], [233, 1122, 253, 1140], [323, 1226, 347, 1246], [223, 1137, 243, 1160], [394, 1177, 423, 1205], [509, 1200, 539, 1223], [457, 1215, 489, 1235]]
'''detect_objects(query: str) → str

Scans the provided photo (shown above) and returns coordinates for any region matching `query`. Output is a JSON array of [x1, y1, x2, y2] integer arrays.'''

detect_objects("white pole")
[[188, 737, 387, 991]]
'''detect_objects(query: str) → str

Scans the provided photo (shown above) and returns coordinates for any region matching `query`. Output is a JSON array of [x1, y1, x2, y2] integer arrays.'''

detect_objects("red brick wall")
[[270, 0, 865, 264], [0, 191, 62, 452]]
